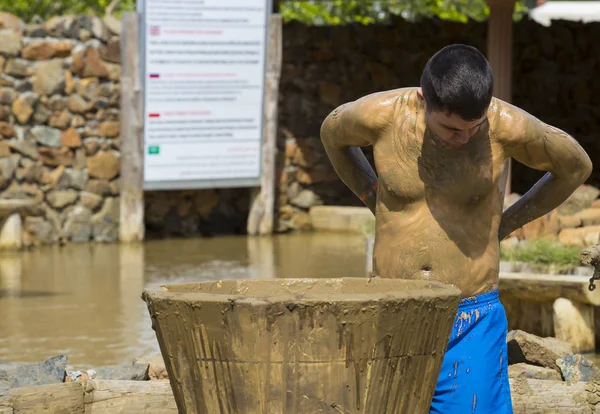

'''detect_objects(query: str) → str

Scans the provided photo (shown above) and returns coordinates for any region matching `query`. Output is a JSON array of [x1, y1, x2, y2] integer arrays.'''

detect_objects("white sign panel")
[[141, 0, 270, 190]]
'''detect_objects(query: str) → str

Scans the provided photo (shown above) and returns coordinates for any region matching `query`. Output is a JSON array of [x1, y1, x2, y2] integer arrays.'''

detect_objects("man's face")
[[425, 110, 488, 147], [417, 88, 488, 147]]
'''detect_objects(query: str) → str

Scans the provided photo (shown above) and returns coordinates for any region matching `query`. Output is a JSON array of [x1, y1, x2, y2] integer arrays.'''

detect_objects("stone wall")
[[505, 185, 600, 248], [0, 14, 122, 247], [0, 13, 249, 248], [277, 18, 600, 232]]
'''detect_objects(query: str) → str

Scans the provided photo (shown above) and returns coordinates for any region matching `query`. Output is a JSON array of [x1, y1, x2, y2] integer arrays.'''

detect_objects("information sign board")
[[139, 0, 270, 190]]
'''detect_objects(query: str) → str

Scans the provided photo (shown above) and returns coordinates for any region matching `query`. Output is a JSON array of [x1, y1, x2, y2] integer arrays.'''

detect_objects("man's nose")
[[456, 130, 470, 141]]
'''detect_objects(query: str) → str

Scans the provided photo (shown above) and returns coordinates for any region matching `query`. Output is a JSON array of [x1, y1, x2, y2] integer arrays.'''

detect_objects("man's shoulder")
[[336, 87, 416, 132], [359, 87, 418, 106], [487, 96, 510, 123], [349, 87, 418, 120], [488, 97, 538, 132], [488, 97, 539, 140], [322, 88, 416, 144]]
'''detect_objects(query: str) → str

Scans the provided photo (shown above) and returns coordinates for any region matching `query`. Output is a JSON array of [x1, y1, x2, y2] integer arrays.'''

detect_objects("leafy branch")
[[280, 0, 530, 25], [0, 0, 136, 22]]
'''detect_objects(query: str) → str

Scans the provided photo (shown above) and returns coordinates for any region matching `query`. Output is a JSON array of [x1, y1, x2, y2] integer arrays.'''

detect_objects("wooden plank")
[[247, 14, 283, 236], [83, 380, 177, 413], [119, 12, 145, 243], [499, 272, 600, 305], [510, 377, 600, 413], [10, 383, 84, 413]]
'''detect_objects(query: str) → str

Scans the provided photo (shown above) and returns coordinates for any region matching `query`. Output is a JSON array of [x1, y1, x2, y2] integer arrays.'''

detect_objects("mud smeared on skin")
[[143, 278, 461, 413], [320, 87, 592, 298]]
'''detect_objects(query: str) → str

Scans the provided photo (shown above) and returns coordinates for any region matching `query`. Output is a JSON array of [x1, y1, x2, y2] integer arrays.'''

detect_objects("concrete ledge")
[[309, 206, 374, 233], [499, 272, 600, 353], [499, 272, 600, 306]]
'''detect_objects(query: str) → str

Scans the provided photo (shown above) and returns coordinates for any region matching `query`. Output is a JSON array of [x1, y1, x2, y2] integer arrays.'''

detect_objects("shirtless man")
[[320, 44, 592, 413]]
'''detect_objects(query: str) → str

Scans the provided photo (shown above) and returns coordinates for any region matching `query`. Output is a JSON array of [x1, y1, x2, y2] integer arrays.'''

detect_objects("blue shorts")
[[430, 290, 513, 413]]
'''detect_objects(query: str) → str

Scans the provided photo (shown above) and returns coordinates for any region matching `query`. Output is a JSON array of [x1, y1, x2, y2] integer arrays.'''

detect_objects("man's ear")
[[417, 88, 426, 111]]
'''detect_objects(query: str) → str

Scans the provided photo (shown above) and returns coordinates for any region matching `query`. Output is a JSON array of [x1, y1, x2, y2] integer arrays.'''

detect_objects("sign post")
[[121, 1, 276, 242], [119, 12, 145, 243], [247, 15, 282, 236]]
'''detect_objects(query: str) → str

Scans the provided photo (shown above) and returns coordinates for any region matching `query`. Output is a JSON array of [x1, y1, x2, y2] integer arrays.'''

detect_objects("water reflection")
[[0, 232, 367, 368]]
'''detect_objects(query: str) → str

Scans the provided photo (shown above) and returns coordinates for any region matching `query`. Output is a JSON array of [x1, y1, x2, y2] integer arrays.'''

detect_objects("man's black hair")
[[420, 44, 494, 121]]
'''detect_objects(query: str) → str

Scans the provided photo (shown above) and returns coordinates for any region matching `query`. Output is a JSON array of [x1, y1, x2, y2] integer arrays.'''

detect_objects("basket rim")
[[142, 277, 462, 306]]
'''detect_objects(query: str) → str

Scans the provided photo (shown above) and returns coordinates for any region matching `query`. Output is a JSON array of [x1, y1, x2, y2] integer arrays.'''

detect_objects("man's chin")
[[446, 138, 469, 147], [432, 134, 469, 148]]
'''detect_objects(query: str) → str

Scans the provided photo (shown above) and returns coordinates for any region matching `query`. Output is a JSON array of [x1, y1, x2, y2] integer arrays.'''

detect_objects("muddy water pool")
[[0, 233, 367, 368]]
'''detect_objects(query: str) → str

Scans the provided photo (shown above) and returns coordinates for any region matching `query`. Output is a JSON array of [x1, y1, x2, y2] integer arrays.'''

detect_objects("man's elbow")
[[566, 155, 593, 186], [320, 112, 347, 151], [320, 119, 336, 151], [579, 156, 593, 183]]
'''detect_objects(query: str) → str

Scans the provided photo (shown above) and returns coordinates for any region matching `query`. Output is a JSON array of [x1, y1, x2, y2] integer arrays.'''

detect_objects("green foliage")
[[280, 0, 530, 25], [0, 0, 136, 22], [500, 238, 582, 271], [1, 0, 530, 25]]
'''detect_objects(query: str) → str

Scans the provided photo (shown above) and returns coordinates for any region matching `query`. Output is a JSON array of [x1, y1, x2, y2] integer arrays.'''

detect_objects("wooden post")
[[119, 12, 145, 243], [6, 382, 85, 413], [486, 0, 516, 199], [247, 14, 283, 236], [247, 235, 276, 279], [84, 380, 177, 413]]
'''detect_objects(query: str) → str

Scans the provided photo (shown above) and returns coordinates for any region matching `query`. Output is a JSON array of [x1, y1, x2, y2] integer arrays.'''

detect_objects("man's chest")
[[373, 132, 504, 205]]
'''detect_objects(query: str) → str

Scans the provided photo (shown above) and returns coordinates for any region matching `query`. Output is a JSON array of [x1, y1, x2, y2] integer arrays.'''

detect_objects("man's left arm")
[[497, 105, 593, 240]]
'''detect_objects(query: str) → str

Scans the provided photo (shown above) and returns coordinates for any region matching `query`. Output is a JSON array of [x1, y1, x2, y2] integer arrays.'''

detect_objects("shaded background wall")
[[277, 18, 600, 232]]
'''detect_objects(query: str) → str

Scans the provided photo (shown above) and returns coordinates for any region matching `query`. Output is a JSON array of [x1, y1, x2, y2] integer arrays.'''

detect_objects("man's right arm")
[[320, 92, 395, 214]]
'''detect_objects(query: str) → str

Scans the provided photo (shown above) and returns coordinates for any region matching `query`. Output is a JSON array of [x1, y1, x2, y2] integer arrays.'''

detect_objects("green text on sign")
[[148, 146, 160, 155]]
